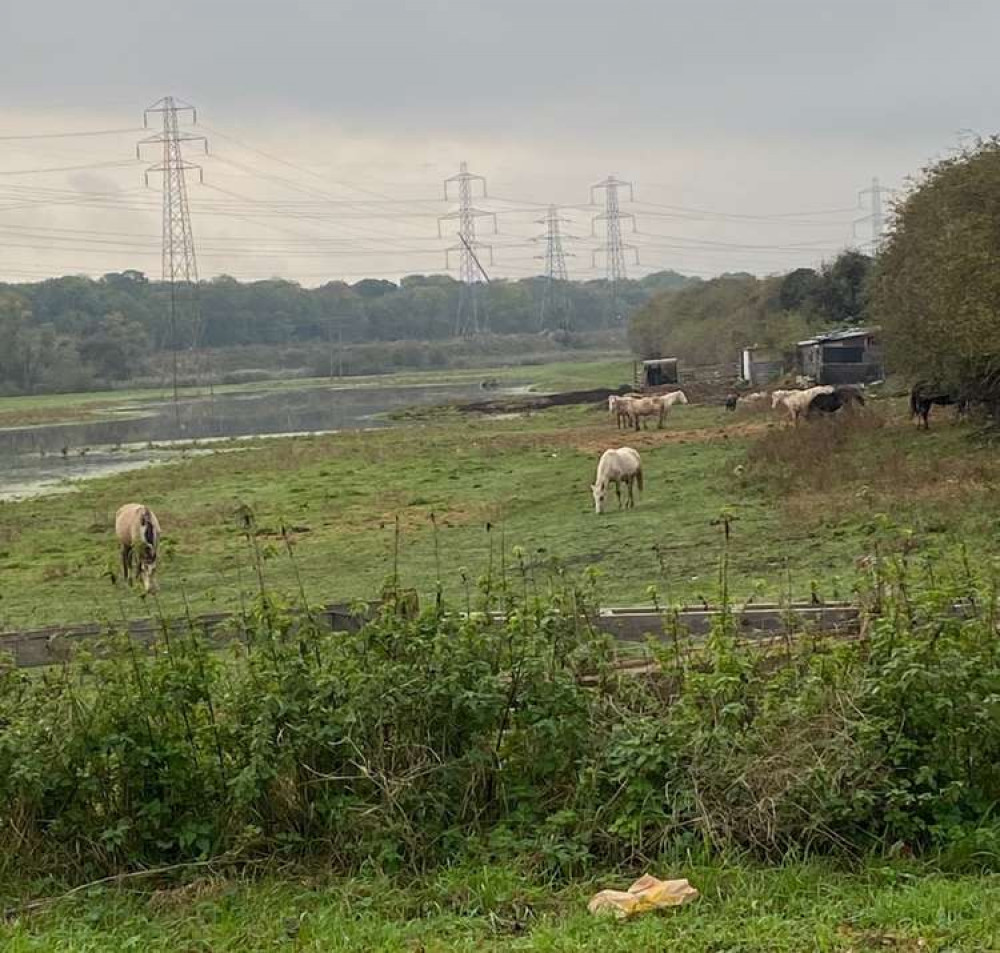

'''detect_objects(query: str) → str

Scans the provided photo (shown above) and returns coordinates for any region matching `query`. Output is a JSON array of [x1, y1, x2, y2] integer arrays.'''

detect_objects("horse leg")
[[615, 480, 622, 509], [121, 544, 131, 585], [626, 477, 634, 509]]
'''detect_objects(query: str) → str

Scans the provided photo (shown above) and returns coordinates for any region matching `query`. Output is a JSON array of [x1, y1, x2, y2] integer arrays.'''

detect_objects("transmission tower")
[[137, 96, 208, 411], [591, 176, 638, 322], [857, 177, 894, 254], [438, 162, 497, 336], [534, 205, 574, 330]]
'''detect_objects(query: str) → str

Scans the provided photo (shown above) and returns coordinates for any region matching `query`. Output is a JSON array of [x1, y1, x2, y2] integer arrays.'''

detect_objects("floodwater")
[[0, 379, 508, 501]]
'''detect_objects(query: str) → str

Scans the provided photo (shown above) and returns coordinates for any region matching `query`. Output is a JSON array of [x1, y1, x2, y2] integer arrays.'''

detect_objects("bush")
[[874, 137, 1000, 412], [4, 547, 1000, 880]]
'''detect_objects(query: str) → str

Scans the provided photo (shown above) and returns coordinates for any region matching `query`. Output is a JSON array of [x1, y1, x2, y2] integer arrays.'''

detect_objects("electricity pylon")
[[534, 205, 574, 330], [137, 96, 208, 412], [857, 176, 892, 254], [591, 176, 638, 322], [438, 162, 497, 336]]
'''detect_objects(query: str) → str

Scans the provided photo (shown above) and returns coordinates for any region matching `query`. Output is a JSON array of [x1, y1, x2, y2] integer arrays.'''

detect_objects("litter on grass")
[[588, 874, 699, 919]]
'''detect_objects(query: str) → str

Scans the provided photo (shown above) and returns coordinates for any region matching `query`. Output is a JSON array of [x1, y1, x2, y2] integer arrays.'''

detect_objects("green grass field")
[[5, 862, 1000, 951], [5, 360, 1000, 948], [3, 363, 1000, 630]]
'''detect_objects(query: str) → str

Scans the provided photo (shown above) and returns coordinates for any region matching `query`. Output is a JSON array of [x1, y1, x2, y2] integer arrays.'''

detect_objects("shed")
[[740, 346, 785, 387], [640, 358, 680, 389], [796, 326, 884, 386]]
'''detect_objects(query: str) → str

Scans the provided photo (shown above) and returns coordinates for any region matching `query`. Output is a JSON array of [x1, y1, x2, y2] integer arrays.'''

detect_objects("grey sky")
[[0, 0, 996, 285]]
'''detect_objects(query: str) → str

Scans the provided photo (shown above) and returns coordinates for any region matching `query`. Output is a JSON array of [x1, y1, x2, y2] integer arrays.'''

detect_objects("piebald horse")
[[771, 386, 834, 424], [591, 447, 643, 514], [115, 503, 162, 594]]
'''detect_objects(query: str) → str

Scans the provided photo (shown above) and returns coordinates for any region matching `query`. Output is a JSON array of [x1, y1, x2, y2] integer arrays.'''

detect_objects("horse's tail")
[[635, 466, 643, 494], [910, 382, 925, 417]]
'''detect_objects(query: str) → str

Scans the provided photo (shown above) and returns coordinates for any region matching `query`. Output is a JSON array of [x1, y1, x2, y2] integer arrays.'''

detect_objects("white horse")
[[115, 503, 162, 594], [591, 447, 643, 514], [608, 394, 632, 430], [659, 390, 689, 409], [771, 386, 834, 423]]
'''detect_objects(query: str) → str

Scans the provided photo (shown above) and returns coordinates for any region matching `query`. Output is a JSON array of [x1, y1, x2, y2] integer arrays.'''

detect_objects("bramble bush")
[[3, 536, 1000, 880]]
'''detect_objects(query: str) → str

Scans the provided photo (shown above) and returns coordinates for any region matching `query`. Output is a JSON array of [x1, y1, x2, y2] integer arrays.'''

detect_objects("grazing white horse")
[[771, 386, 834, 423], [591, 447, 643, 514], [115, 503, 162, 594]]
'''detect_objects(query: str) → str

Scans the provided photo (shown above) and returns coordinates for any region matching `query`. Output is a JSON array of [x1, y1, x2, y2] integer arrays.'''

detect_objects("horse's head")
[[676, 391, 689, 405], [591, 482, 606, 514], [138, 546, 158, 594]]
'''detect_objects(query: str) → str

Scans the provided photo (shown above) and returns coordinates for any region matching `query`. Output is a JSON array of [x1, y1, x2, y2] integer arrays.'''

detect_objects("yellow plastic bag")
[[588, 874, 699, 920]]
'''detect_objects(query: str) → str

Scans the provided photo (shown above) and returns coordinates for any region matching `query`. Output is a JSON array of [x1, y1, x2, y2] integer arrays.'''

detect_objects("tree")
[[872, 138, 1000, 405], [0, 292, 49, 394], [78, 312, 150, 382], [818, 250, 872, 325], [778, 267, 823, 313]]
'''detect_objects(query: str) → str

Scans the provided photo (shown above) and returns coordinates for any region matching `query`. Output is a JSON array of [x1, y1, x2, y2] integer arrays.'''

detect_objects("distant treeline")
[[0, 269, 694, 395], [628, 250, 874, 366]]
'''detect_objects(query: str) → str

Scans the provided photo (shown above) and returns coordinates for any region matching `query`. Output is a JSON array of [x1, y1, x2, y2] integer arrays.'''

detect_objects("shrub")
[[4, 547, 1000, 879]]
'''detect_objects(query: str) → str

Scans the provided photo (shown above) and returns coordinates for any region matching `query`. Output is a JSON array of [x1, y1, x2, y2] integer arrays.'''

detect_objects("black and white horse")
[[807, 386, 866, 417]]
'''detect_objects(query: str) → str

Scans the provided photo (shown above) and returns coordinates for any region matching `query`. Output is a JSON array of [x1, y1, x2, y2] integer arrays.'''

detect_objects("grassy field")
[[6, 361, 1000, 949], [3, 365, 1000, 630], [4, 862, 1000, 951]]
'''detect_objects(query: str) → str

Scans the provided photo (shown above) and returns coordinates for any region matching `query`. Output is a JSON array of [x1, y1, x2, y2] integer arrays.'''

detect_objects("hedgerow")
[[3, 534, 1000, 880]]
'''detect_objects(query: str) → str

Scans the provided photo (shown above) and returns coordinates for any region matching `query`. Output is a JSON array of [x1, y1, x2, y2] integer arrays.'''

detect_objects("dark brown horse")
[[910, 381, 967, 429]]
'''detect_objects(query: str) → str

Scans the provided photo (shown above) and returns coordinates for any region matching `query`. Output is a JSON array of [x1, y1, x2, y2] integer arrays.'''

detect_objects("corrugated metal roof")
[[796, 325, 879, 348]]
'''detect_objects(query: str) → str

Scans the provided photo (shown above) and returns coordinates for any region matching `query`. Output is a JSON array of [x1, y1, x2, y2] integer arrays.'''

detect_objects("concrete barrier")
[[0, 601, 862, 669]]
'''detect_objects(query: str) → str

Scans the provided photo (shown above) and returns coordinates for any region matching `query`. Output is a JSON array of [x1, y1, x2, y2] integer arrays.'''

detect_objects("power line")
[[0, 159, 139, 177], [439, 162, 497, 336], [631, 194, 861, 222], [0, 127, 144, 142]]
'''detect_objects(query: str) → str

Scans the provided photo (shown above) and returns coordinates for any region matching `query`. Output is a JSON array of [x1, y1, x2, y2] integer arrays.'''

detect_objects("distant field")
[[2, 365, 998, 629]]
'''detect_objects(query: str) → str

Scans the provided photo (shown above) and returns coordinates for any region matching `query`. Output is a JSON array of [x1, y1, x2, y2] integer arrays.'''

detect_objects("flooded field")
[[0, 378, 507, 500]]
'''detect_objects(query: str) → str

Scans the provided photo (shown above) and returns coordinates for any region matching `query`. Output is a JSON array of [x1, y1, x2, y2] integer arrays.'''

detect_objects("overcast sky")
[[0, 0, 996, 286]]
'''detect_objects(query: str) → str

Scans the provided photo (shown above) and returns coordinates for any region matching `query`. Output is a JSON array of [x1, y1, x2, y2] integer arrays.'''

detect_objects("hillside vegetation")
[[628, 252, 872, 365]]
